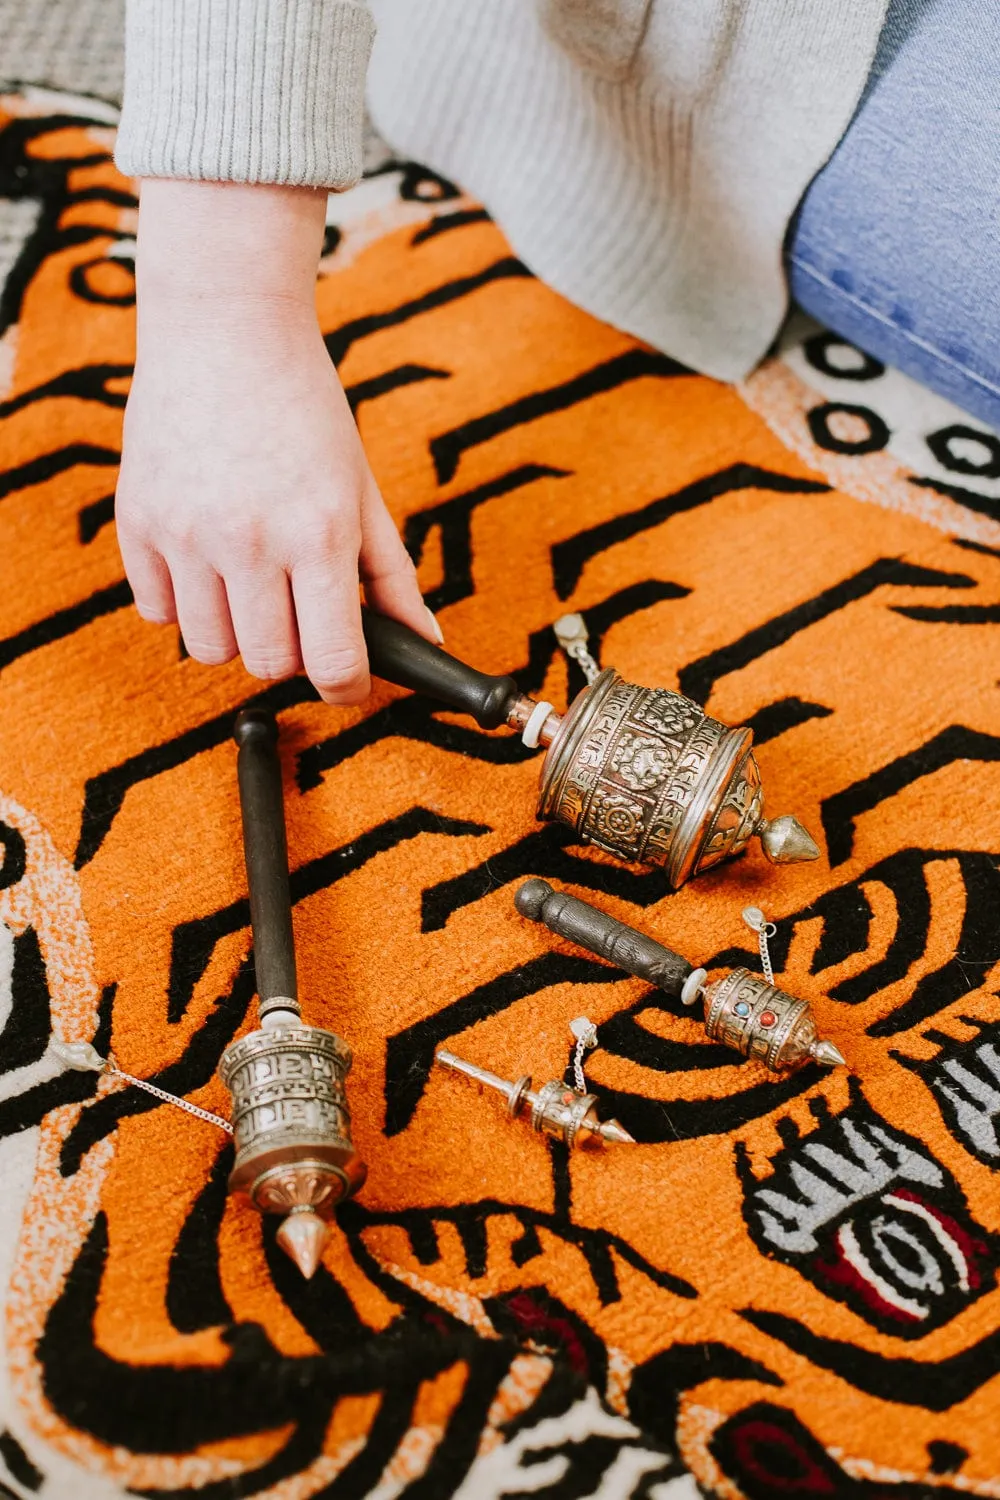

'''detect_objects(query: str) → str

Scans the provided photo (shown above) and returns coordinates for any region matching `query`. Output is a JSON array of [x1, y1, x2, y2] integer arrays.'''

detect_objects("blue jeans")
[[787, 0, 1000, 433]]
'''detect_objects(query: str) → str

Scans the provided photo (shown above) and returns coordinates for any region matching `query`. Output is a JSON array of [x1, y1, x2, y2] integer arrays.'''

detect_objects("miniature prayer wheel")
[[693, 968, 839, 1071], [362, 610, 818, 888], [435, 1049, 634, 1146], [221, 710, 366, 1277], [515, 879, 845, 1073]]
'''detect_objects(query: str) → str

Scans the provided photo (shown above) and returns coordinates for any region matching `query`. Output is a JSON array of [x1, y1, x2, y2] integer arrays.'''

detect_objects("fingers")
[[360, 488, 442, 643], [225, 570, 302, 680], [117, 525, 177, 625], [120, 523, 361, 698], [169, 560, 238, 665], [291, 551, 370, 704], [118, 486, 411, 701]]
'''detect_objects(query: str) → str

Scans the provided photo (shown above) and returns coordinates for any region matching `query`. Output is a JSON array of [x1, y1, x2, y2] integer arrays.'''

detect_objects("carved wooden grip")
[[515, 879, 693, 993], [234, 709, 298, 1008], [361, 607, 521, 730]]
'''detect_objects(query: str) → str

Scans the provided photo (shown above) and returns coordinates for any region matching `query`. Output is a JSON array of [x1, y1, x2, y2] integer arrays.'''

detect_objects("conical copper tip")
[[590, 1117, 636, 1145], [810, 1038, 847, 1068], [758, 814, 821, 864], [276, 1209, 329, 1278]]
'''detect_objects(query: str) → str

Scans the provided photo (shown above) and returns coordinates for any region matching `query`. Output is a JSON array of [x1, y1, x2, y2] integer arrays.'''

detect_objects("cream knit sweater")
[[115, 0, 889, 380]]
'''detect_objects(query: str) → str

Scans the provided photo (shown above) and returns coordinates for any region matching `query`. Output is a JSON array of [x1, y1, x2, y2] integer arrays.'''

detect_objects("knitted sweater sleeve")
[[114, 0, 375, 188]]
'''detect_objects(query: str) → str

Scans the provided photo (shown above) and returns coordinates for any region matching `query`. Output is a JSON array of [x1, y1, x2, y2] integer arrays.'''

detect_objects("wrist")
[[136, 178, 327, 310]]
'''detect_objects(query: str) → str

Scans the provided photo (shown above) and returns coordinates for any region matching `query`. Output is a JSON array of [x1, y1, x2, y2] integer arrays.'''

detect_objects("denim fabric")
[[787, 0, 1000, 431]]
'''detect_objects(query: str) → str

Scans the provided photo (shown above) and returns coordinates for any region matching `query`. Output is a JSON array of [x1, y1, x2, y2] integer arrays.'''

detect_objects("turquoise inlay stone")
[[734, 1001, 751, 1018]]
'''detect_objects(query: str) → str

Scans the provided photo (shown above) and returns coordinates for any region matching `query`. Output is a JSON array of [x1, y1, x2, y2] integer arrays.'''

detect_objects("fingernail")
[[425, 606, 444, 645]]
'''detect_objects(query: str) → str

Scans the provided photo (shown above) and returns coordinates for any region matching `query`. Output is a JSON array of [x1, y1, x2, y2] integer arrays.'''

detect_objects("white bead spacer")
[[262, 1009, 300, 1030], [681, 968, 707, 1007], [521, 701, 555, 749]]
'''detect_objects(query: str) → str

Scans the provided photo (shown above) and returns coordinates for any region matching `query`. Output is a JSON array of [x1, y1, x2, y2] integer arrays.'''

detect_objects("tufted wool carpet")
[[2, 73, 1000, 1500]]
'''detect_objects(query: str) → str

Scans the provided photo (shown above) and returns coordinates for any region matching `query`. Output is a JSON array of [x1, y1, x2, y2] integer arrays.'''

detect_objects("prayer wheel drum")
[[536, 667, 769, 885]]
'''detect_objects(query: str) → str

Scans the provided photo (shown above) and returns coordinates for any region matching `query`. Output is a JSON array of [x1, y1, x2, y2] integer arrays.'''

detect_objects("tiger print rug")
[[2, 81, 1000, 1500]]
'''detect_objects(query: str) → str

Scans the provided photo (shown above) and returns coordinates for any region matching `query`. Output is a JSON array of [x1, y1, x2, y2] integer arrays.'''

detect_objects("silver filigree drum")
[[536, 669, 817, 886], [220, 1023, 366, 1274], [701, 968, 841, 1071]]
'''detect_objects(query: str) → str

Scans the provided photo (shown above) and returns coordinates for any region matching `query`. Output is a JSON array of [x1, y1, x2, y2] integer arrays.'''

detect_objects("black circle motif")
[[807, 402, 890, 456], [397, 164, 461, 203], [926, 424, 1000, 479], [804, 332, 885, 381], [70, 257, 136, 307]]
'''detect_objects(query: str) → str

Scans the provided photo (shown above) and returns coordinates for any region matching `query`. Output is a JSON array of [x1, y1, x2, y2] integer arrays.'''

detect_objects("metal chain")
[[105, 1060, 234, 1133], [568, 1016, 598, 1094], [568, 640, 601, 685], [742, 906, 777, 987], [757, 925, 775, 987], [553, 615, 601, 685], [50, 1039, 232, 1133]]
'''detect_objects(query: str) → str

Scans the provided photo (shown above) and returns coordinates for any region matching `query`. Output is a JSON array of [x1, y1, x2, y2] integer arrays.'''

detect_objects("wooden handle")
[[361, 607, 521, 730], [234, 709, 298, 1008], [515, 879, 692, 993]]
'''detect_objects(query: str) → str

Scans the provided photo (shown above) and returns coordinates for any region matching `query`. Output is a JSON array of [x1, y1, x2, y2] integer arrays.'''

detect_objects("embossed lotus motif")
[[254, 1166, 339, 1215], [611, 732, 672, 790], [635, 690, 700, 741]]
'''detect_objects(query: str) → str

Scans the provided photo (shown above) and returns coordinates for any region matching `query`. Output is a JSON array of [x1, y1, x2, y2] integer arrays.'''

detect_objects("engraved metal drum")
[[536, 669, 765, 886], [220, 1024, 366, 1211], [702, 968, 819, 1071], [529, 1080, 602, 1148]]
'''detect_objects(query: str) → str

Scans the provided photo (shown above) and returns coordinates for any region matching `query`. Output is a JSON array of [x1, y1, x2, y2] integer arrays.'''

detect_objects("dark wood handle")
[[234, 709, 297, 1007], [361, 607, 521, 730], [515, 879, 692, 993]]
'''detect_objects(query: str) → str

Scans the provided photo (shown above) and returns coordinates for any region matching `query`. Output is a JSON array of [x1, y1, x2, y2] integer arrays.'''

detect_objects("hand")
[[116, 180, 439, 704]]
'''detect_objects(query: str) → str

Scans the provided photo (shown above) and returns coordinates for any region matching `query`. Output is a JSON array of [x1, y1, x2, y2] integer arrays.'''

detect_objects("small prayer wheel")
[[434, 1050, 634, 1146], [362, 610, 818, 888], [220, 1025, 363, 1269], [691, 968, 842, 1071], [515, 879, 845, 1073], [221, 710, 366, 1277]]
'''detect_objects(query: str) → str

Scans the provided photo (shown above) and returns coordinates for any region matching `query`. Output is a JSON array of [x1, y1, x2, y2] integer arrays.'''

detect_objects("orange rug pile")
[[2, 85, 1000, 1500]]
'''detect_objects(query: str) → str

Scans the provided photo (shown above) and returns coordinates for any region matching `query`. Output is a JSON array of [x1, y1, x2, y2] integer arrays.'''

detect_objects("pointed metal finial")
[[757, 814, 821, 864], [435, 1049, 634, 1148], [594, 1118, 636, 1145], [810, 1038, 847, 1068], [276, 1209, 329, 1278]]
